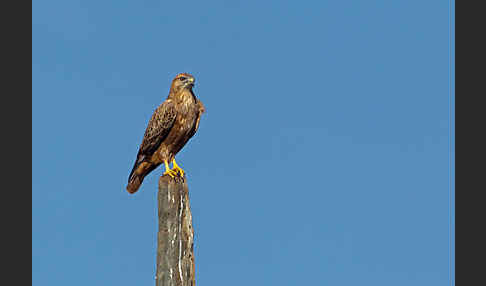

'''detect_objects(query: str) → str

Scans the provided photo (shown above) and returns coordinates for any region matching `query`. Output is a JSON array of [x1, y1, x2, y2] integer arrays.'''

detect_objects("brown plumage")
[[126, 73, 205, 194]]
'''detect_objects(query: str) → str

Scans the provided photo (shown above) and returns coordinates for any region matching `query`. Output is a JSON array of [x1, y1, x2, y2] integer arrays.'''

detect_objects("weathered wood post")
[[156, 175, 195, 286]]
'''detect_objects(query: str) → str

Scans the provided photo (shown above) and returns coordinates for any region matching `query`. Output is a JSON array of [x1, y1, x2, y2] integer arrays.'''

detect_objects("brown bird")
[[126, 73, 205, 194]]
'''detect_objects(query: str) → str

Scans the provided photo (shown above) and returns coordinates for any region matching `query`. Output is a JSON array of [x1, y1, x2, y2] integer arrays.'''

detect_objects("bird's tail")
[[126, 155, 157, 194], [126, 175, 142, 194]]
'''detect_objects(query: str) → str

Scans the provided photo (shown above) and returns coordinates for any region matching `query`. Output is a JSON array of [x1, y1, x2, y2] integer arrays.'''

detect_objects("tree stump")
[[156, 176, 195, 286]]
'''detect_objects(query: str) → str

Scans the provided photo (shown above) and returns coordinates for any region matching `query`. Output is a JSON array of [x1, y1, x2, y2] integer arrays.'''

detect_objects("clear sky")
[[33, 1, 454, 285]]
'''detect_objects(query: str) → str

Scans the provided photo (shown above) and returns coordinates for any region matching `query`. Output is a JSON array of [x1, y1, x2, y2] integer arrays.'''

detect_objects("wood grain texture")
[[156, 175, 195, 286]]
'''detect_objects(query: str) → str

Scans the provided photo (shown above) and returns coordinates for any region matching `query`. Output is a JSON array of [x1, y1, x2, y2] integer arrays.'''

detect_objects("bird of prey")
[[126, 73, 205, 194]]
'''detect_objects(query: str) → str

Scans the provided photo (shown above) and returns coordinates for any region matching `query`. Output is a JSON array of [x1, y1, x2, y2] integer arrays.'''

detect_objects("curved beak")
[[186, 77, 195, 87]]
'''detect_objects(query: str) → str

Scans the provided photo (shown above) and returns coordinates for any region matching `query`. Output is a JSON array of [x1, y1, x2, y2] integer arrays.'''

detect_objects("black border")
[[3, 1, 32, 285], [456, 0, 485, 284]]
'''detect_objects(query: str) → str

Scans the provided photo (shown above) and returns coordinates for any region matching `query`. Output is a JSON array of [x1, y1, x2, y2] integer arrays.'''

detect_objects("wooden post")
[[156, 175, 195, 286]]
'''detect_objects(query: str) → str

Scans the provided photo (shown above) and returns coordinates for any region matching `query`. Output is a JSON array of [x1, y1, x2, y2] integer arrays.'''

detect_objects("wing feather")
[[188, 99, 205, 138], [139, 99, 177, 156], [128, 100, 176, 182]]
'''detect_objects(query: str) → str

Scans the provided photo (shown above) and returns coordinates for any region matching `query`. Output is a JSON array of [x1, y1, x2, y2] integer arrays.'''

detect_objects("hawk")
[[126, 73, 205, 194]]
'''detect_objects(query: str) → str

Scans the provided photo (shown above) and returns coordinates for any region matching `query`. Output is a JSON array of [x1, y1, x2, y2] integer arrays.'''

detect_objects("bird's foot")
[[172, 159, 185, 178], [163, 169, 178, 178], [172, 165, 185, 178]]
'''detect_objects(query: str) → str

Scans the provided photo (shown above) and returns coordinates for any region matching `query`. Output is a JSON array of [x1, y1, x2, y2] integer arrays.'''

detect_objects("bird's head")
[[170, 73, 195, 94]]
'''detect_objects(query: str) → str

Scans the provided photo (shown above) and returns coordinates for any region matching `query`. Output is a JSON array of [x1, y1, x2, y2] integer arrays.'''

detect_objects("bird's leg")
[[163, 160, 177, 178], [172, 158, 185, 177]]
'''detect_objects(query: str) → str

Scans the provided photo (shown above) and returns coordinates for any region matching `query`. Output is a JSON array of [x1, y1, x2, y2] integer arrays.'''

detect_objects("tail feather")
[[128, 153, 145, 183], [126, 174, 143, 194], [126, 155, 158, 194]]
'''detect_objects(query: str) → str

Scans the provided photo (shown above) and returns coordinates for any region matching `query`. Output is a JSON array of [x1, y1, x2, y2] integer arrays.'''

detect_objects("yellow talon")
[[163, 160, 177, 178], [172, 159, 185, 177]]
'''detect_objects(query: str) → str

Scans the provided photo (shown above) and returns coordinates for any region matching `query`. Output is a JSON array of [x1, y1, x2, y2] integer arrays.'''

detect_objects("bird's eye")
[[179, 77, 186, 81]]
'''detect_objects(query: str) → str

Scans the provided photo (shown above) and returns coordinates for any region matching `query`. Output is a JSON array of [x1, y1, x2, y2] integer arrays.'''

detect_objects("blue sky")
[[33, 1, 454, 285]]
